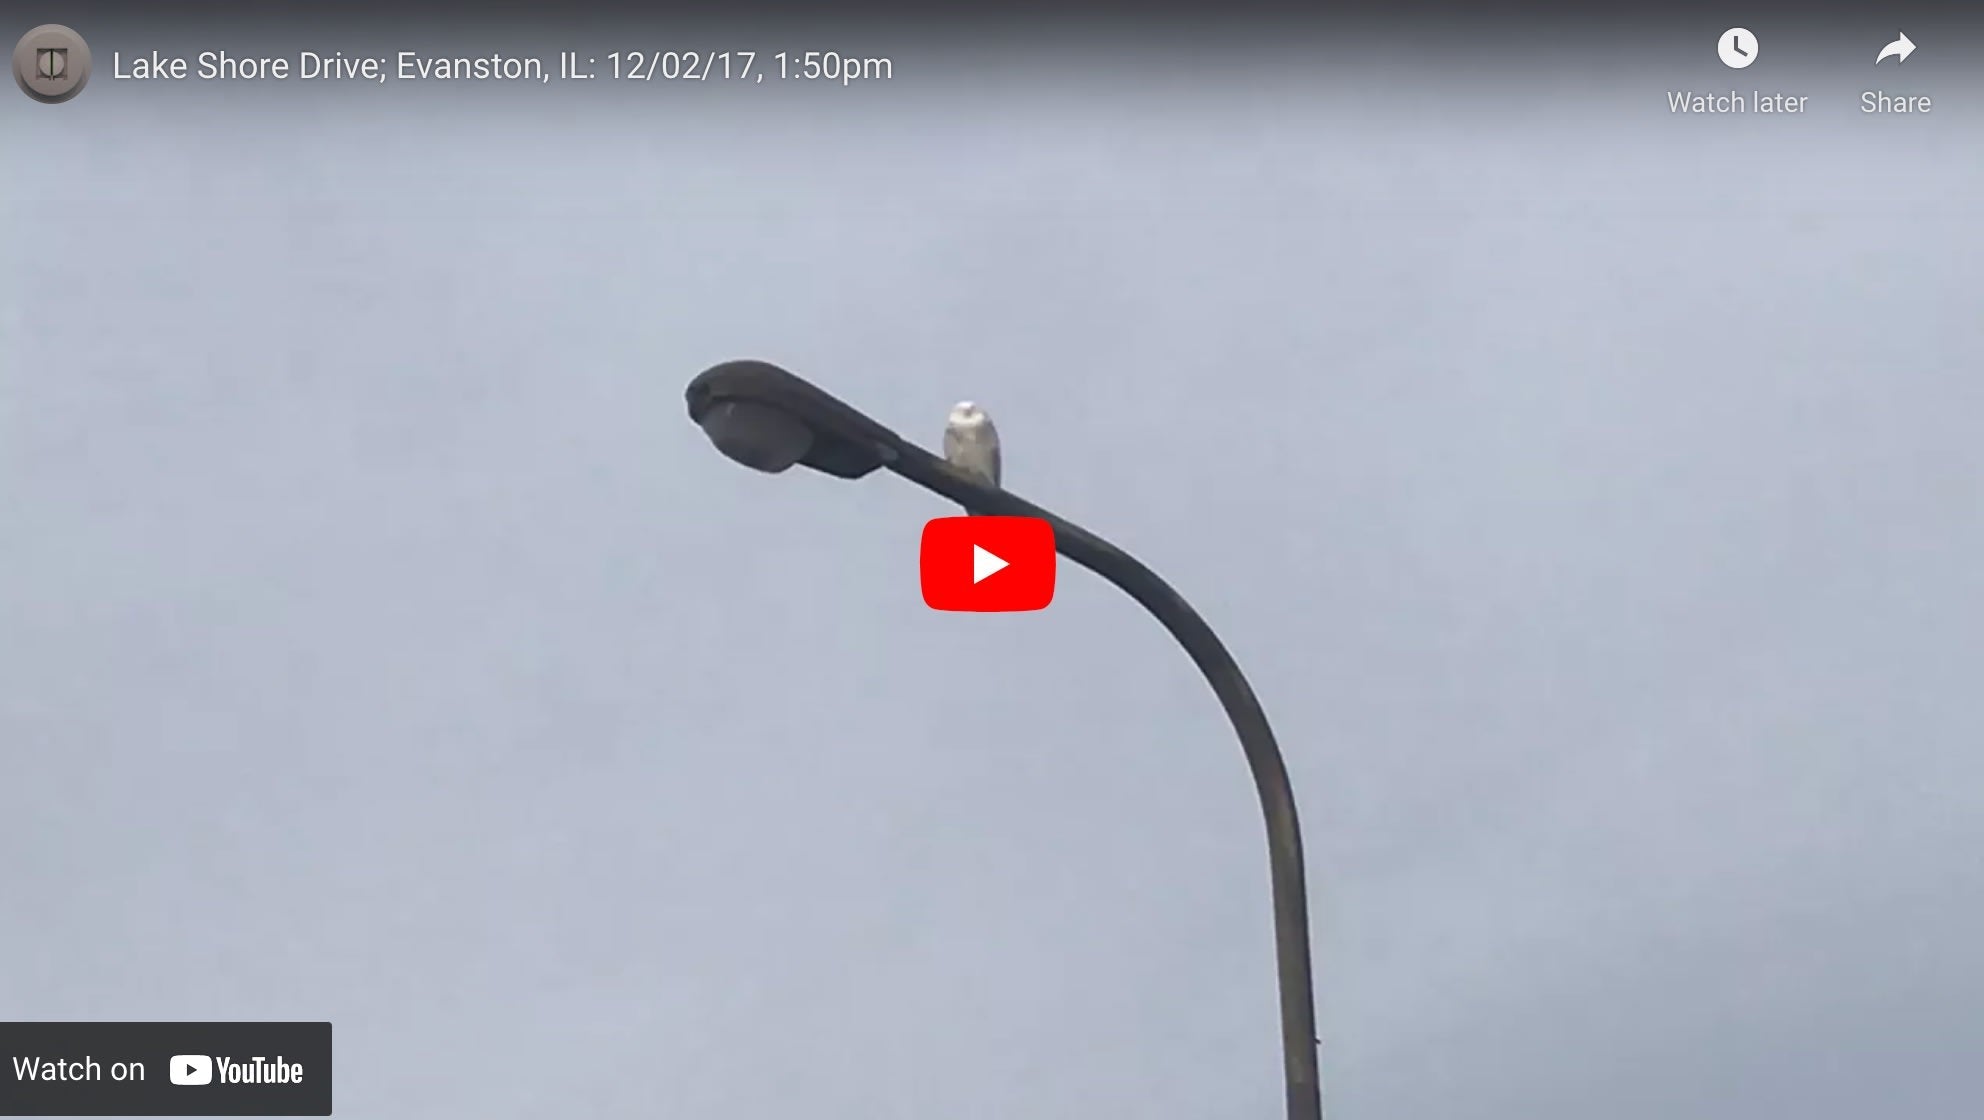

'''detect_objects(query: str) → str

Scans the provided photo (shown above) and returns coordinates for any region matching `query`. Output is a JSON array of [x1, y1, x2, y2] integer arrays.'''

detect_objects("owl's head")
[[948, 401, 987, 426]]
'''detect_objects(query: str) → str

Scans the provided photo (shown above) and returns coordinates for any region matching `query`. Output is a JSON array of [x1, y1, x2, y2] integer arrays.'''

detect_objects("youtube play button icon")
[[920, 516, 1056, 612]]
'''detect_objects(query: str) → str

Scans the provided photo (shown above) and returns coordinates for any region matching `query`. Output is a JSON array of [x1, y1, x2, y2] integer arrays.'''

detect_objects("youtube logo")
[[920, 516, 1056, 612], [169, 1054, 212, 1085]]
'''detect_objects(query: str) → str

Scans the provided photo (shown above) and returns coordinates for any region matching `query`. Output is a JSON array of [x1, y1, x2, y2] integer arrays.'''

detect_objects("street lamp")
[[686, 359, 1324, 1120]]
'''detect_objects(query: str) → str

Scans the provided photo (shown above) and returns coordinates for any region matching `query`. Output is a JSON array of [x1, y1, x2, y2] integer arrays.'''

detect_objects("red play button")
[[919, 516, 1056, 612]]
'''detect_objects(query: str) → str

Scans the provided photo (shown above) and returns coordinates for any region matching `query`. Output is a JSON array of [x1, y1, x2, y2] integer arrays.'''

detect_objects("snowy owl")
[[942, 401, 1001, 490]]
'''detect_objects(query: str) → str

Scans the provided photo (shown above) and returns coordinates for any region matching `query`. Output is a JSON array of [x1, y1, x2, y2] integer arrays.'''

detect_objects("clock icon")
[[1718, 27, 1759, 69]]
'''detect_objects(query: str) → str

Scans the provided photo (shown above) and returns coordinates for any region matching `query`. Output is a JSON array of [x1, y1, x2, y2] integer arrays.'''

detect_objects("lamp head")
[[686, 360, 905, 479]]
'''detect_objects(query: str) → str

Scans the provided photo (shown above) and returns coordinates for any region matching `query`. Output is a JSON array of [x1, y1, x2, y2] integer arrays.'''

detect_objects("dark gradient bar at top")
[[22, 0, 1981, 100], [16, 0, 1978, 108]]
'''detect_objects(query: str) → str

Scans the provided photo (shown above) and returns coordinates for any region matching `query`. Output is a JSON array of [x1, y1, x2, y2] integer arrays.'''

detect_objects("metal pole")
[[888, 445, 1324, 1120]]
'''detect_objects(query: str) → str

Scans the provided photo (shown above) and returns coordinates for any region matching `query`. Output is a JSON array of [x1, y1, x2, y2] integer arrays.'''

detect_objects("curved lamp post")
[[686, 359, 1323, 1120]]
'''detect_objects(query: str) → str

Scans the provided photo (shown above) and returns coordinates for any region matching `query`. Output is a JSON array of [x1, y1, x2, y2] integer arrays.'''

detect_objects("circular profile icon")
[[14, 24, 92, 103]]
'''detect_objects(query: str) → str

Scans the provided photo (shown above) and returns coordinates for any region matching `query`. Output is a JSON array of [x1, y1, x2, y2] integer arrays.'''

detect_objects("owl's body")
[[943, 401, 1002, 489]]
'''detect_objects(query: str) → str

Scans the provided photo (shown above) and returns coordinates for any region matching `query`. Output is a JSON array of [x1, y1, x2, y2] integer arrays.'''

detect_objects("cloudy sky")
[[4, 11, 1981, 1118]]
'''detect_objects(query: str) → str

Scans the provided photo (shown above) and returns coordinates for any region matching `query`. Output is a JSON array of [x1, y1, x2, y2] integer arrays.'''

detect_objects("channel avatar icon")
[[920, 516, 1055, 612], [12, 24, 92, 103]]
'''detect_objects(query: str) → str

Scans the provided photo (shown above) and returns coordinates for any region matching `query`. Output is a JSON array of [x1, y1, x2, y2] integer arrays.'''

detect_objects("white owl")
[[942, 401, 1001, 489]]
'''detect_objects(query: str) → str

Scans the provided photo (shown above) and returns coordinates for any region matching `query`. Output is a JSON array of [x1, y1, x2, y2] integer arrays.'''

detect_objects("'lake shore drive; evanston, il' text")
[[111, 50, 549, 84]]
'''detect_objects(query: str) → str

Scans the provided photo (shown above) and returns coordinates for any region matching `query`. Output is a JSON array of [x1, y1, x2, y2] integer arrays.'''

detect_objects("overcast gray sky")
[[4, 18, 1982, 1119]]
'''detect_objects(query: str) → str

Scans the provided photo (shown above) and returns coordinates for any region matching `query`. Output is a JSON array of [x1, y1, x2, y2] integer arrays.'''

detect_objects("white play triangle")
[[972, 544, 1008, 584]]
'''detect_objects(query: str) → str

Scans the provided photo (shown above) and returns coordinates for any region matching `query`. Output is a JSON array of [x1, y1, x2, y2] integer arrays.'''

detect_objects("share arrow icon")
[[1877, 31, 1915, 64]]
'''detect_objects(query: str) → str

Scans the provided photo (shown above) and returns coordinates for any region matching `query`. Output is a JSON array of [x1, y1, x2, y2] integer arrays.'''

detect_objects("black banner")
[[0, 1023, 331, 1116]]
